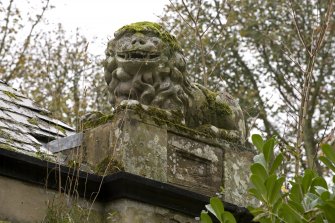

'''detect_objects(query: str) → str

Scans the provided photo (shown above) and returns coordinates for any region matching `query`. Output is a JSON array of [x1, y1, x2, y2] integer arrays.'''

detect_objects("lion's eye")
[[106, 49, 112, 55], [121, 32, 134, 38], [151, 38, 161, 45]]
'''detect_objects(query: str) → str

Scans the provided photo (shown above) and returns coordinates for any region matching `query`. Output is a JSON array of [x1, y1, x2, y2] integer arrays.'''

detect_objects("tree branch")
[[0, 0, 14, 58]]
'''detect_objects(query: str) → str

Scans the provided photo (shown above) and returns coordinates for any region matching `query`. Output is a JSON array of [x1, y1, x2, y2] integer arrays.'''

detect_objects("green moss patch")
[[0, 143, 17, 152], [67, 160, 80, 169], [195, 124, 218, 138], [3, 91, 20, 101], [34, 150, 53, 162], [117, 102, 242, 143], [201, 87, 233, 117], [27, 117, 39, 125], [0, 129, 11, 139], [117, 103, 212, 138], [195, 124, 240, 143], [55, 125, 66, 134], [82, 111, 114, 130], [116, 21, 181, 52], [118, 103, 183, 125]]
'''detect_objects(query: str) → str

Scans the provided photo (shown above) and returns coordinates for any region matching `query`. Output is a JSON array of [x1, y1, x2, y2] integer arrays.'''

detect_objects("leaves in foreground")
[[201, 135, 335, 223]]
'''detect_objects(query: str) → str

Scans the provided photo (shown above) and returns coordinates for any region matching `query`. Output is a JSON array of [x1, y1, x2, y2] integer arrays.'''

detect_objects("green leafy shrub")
[[201, 134, 335, 223], [200, 197, 236, 223]]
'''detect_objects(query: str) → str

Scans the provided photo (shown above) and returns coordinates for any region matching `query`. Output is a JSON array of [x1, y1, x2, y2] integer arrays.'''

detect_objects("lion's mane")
[[103, 42, 193, 115]]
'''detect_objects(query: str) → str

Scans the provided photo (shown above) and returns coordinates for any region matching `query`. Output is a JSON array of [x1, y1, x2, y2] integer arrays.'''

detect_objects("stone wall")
[[0, 174, 204, 223], [0, 101, 256, 222], [0, 175, 103, 223], [105, 199, 197, 223]]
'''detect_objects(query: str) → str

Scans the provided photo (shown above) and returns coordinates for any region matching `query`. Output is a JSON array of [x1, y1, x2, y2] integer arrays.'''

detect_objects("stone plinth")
[[78, 104, 255, 206], [0, 144, 254, 223]]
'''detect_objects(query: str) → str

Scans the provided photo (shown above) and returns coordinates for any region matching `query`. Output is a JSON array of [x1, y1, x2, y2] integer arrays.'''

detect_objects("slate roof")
[[0, 80, 75, 158]]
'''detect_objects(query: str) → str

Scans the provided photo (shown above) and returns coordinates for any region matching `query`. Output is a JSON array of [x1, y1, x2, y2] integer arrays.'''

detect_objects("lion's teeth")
[[117, 51, 160, 60]]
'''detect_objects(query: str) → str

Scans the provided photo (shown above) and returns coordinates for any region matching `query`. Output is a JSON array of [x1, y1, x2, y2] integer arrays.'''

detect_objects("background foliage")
[[201, 135, 335, 223], [1, 0, 334, 221], [160, 0, 335, 174], [1, 0, 334, 172], [0, 0, 109, 130]]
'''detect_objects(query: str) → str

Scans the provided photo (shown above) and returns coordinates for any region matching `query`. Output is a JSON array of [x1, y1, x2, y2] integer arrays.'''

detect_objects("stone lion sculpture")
[[103, 22, 246, 144]]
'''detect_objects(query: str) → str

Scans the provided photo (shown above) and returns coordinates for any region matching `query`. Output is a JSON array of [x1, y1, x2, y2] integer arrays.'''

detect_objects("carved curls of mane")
[[103, 39, 193, 114]]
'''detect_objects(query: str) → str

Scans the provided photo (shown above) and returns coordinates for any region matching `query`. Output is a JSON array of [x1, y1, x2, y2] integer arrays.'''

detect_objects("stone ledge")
[[0, 149, 254, 222]]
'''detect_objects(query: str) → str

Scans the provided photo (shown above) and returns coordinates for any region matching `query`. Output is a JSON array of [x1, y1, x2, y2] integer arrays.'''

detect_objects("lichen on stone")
[[95, 156, 124, 175]]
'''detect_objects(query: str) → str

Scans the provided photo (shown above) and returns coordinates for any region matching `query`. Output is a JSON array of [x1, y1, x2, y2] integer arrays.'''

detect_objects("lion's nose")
[[131, 37, 146, 45]]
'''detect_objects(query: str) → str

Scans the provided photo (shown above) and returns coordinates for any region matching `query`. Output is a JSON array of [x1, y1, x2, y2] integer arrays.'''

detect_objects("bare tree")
[[161, 0, 335, 174]]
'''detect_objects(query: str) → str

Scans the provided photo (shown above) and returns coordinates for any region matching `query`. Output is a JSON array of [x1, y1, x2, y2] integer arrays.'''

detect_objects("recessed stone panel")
[[169, 149, 210, 186], [167, 133, 223, 196]]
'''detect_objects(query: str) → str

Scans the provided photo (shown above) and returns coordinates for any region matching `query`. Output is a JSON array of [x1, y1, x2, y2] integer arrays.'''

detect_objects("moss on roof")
[[0, 81, 76, 161], [3, 90, 20, 100]]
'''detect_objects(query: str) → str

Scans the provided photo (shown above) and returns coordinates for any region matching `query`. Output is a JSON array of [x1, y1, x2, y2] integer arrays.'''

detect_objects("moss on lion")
[[115, 21, 181, 52]]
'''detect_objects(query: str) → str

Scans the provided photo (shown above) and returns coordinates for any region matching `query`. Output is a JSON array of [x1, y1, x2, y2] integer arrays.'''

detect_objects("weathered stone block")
[[167, 134, 223, 196], [79, 106, 255, 206], [224, 148, 255, 206], [0, 176, 103, 223], [117, 114, 168, 181], [83, 109, 168, 181]]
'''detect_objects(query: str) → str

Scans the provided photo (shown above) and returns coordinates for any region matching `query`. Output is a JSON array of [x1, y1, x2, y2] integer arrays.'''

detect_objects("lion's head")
[[104, 22, 192, 113]]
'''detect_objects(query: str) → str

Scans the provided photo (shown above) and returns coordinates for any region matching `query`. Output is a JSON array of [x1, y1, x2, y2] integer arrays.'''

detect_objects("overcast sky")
[[45, 0, 170, 55]]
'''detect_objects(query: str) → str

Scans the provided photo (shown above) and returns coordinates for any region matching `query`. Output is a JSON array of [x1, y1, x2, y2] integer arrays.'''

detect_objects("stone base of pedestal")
[[0, 147, 254, 223], [66, 104, 256, 207], [105, 199, 198, 223]]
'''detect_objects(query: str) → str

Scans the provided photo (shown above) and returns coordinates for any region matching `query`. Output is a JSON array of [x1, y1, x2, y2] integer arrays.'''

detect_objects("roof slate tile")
[[0, 81, 75, 159]]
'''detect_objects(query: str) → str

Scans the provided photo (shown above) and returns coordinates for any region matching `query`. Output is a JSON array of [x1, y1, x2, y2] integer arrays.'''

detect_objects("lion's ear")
[[104, 57, 116, 85], [105, 40, 115, 57]]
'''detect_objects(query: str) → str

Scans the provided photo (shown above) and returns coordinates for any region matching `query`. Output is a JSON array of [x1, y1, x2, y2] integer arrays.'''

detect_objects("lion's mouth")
[[117, 51, 160, 61]]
